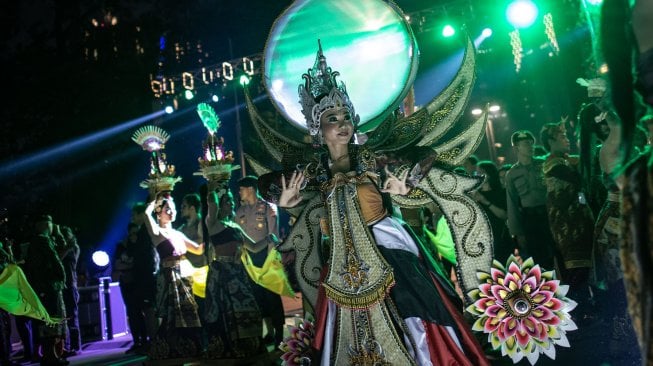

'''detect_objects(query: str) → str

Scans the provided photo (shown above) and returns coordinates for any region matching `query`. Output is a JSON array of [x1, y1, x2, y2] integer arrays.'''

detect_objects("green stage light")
[[263, 0, 418, 132], [481, 28, 493, 38], [184, 89, 195, 100], [239, 75, 250, 86], [586, 0, 602, 5], [506, 0, 539, 29], [442, 24, 455, 37]]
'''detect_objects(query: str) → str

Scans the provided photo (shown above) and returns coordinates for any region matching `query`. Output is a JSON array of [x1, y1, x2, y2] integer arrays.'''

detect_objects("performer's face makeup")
[[159, 201, 177, 223], [320, 107, 353, 145]]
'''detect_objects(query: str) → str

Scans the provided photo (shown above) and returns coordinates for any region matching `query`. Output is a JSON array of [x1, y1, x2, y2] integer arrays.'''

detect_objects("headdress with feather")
[[132, 125, 181, 196], [194, 103, 240, 182]]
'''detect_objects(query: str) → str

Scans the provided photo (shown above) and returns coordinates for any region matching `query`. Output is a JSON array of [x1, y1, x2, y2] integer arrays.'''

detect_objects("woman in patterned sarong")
[[143, 193, 204, 360], [204, 188, 264, 359]]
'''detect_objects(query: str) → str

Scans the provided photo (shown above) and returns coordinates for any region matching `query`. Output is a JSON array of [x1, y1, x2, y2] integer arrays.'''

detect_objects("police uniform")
[[505, 157, 556, 269]]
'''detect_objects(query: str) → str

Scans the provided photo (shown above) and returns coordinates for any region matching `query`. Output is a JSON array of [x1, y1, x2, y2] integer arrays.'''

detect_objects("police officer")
[[505, 130, 556, 269]]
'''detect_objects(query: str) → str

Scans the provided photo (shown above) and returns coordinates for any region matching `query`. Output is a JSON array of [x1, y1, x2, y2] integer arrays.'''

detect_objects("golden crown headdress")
[[298, 40, 360, 139], [193, 103, 240, 182], [132, 125, 181, 196]]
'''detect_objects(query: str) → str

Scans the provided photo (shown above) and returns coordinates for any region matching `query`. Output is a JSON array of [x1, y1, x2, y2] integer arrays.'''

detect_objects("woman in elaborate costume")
[[203, 188, 264, 359], [142, 194, 204, 359], [260, 44, 489, 365]]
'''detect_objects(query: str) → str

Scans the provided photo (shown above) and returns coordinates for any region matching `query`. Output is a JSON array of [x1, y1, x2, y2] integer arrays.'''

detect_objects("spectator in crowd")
[[470, 160, 513, 263], [22, 214, 67, 365], [57, 226, 81, 356], [112, 223, 147, 354], [505, 130, 556, 269]]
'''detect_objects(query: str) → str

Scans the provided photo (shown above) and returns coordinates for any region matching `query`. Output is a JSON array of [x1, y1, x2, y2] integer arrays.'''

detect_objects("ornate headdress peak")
[[298, 40, 359, 138], [132, 125, 181, 196], [193, 103, 239, 182]]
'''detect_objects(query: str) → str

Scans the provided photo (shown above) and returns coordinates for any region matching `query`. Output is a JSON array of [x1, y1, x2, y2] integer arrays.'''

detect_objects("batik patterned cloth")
[[620, 149, 653, 364]]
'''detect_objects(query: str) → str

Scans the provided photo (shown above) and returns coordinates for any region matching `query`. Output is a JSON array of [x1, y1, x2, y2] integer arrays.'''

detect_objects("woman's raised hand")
[[145, 200, 156, 215], [278, 170, 305, 208], [381, 166, 410, 195]]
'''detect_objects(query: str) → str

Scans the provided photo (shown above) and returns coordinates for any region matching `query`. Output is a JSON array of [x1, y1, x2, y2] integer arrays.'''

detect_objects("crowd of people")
[[0, 215, 81, 366], [1, 1, 652, 365]]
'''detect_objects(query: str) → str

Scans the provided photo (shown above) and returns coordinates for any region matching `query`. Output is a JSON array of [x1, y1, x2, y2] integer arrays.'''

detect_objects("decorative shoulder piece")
[[298, 40, 359, 137], [193, 103, 240, 182], [132, 125, 181, 195]]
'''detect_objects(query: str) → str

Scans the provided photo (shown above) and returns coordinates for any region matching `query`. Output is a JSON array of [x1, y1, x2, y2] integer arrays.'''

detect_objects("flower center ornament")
[[466, 255, 578, 365]]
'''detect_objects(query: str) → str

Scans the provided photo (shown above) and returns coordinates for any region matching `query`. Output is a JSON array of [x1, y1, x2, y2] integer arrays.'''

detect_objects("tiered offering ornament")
[[466, 256, 578, 365], [278, 317, 315, 366], [131, 125, 181, 195], [193, 103, 240, 182]]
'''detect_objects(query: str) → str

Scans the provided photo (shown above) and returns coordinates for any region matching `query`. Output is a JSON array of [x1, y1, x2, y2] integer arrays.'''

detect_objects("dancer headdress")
[[298, 40, 360, 141], [132, 125, 181, 196], [193, 103, 240, 182], [576, 77, 607, 98]]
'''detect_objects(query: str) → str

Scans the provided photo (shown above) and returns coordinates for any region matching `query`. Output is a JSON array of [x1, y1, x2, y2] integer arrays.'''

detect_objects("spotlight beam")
[[0, 110, 166, 178]]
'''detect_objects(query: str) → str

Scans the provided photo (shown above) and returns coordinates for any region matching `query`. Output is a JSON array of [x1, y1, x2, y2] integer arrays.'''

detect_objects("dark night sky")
[[0, 0, 590, 267]]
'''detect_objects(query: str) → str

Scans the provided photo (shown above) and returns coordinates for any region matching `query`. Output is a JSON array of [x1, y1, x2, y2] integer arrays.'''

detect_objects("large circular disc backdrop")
[[263, 0, 419, 132]]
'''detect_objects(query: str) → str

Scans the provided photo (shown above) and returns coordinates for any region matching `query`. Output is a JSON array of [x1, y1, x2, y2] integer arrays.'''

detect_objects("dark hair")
[[477, 160, 501, 192], [577, 103, 603, 199], [131, 202, 147, 215], [183, 193, 201, 213], [466, 155, 479, 165], [127, 222, 139, 232], [154, 192, 173, 215], [539, 122, 566, 152], [237, 175, 259, 190]]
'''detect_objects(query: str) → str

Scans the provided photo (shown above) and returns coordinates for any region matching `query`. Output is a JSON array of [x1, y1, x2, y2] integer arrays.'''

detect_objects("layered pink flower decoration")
[[279, 318, 315, 365], [466, 256, 578, 365]]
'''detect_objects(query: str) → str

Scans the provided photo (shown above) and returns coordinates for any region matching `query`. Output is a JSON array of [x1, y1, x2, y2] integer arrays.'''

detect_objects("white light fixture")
[[471, 108, 483, 115]]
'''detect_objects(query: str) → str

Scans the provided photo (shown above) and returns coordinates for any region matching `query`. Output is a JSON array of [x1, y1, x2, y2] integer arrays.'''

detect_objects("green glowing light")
[[184, 89, 195, 100], [506, 0, 539, 29], [239, 75, 250, 86], [442, 25, 455, 37], [263, 0, 418, 132]]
